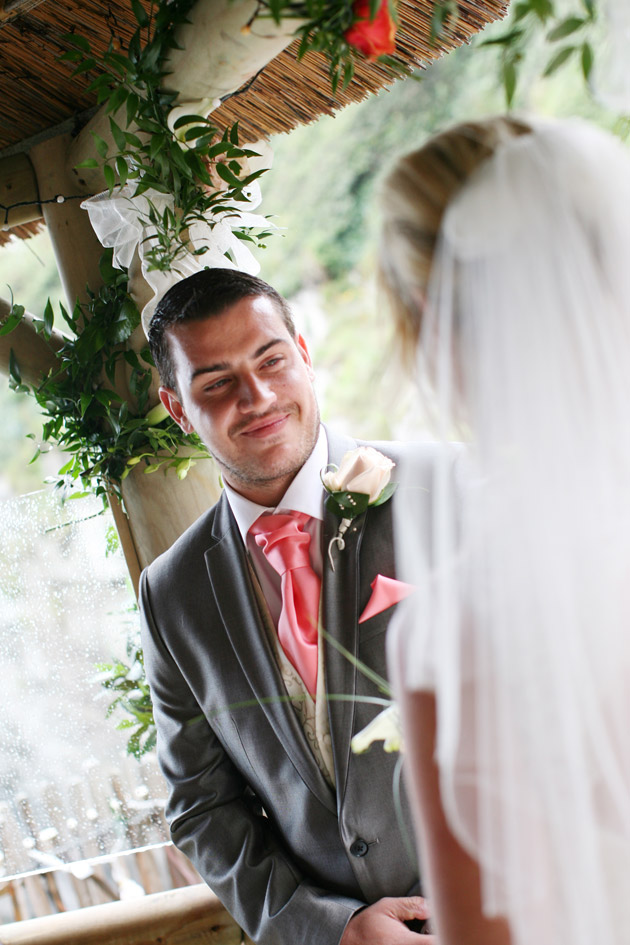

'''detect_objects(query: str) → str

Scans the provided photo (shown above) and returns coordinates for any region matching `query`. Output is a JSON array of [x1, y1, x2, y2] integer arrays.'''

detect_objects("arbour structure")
[[0, 0, 506, 938]]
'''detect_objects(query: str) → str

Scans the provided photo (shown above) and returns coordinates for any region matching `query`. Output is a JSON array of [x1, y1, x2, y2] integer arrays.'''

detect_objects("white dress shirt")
[[224, 426, 336, 788], [224, 425, 328, 631]]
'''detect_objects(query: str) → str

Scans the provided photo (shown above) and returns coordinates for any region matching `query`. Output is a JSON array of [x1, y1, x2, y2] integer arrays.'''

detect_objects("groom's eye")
[[205, 377, 230, 392]]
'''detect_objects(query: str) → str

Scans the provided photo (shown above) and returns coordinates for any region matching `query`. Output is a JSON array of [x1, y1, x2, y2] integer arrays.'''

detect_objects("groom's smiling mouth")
[[235, 409, 296, 439]]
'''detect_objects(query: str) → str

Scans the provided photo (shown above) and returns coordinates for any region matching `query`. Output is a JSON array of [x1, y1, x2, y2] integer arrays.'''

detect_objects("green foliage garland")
[[96, 617, 156, 759], [1, 251, 208, 502], [480, 0, 599, 107], [61, 0, 273, 273]]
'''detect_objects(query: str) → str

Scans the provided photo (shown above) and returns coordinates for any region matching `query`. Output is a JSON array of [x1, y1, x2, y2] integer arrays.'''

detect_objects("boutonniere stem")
[[327, 516, 353, 569]]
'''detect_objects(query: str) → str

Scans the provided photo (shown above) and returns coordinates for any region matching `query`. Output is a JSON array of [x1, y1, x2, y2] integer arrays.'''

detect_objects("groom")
[[140, 268, 436, 945]]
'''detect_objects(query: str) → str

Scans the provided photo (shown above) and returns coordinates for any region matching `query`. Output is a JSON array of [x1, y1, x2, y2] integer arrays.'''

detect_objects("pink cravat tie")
[[249, 512, 320, 699]]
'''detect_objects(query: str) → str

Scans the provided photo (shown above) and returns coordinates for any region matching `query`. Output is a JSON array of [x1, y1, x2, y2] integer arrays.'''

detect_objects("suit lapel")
[[204, 493, 336, 811], [321, 429, 367, 799]]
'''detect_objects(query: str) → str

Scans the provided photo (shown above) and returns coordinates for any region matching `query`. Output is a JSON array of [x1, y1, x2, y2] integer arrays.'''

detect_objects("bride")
[[378, 116, 630, 945]]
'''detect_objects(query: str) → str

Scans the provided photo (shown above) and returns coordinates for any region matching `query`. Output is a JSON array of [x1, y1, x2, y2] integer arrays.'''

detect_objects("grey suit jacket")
[[139, 429, 438, 945]]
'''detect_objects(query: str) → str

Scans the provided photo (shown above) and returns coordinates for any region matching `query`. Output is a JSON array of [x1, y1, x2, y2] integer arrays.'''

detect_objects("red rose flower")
[[344, 0, 397, 60]]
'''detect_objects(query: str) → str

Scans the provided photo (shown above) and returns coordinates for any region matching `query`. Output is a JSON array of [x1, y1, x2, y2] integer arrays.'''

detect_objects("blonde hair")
[[379, 116, 532, 364]]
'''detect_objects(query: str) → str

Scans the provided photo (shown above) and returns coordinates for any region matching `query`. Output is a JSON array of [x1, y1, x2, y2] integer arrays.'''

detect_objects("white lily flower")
[[351, 704, 402, 755]]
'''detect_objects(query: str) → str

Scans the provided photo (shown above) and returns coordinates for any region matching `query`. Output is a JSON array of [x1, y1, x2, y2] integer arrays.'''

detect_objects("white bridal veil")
[[394, 119, 630, 945]]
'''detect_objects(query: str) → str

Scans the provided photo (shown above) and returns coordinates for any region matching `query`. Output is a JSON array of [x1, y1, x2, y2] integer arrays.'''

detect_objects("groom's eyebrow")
[[190, 338, 287, 380]]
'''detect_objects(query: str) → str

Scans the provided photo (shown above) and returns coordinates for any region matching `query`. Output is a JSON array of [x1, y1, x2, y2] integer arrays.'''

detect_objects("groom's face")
[[159, 295, 320, 505]]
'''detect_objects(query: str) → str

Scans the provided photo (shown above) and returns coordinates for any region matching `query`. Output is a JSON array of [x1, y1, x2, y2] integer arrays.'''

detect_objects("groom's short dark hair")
[[149, 268, 296, 390]]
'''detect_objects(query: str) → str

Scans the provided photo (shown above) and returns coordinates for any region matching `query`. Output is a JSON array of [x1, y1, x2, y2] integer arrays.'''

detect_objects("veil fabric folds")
[[393, 119, 630, 945]]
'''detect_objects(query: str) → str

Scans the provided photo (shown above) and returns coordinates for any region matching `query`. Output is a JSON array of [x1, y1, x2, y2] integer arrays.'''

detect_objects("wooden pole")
[[0, 883, 244, 945], [0, 296, 64, 386], [28, 134, 103, 309], [0, 153, 40, 229]]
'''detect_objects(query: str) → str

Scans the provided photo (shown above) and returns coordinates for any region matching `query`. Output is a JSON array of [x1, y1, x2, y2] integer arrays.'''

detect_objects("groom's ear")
[[159, 386, 194, 434], [295, 333, 315, 380]]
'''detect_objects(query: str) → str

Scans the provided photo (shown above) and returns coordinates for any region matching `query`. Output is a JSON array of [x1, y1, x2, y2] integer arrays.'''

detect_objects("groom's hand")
[[340, 896, 435, 944]]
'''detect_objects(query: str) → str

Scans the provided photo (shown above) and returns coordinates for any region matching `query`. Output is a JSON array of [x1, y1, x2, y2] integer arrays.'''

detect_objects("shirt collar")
[[224, 425, 328, 543]]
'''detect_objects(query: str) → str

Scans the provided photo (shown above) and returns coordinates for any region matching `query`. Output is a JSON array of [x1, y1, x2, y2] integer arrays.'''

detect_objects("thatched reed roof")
[[0, 0, 507, 245]]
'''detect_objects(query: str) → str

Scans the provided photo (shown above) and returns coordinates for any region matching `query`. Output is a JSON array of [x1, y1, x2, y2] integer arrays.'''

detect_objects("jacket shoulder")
[[141, 494, 227, 591]]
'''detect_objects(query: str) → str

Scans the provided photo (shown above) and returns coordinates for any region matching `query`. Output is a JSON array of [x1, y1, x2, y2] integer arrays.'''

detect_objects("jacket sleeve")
[[139, 568, 364, 945]]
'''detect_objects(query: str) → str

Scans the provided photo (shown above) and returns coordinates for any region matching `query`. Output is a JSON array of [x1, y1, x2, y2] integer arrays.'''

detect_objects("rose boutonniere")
[[321, 446, 397, 569]]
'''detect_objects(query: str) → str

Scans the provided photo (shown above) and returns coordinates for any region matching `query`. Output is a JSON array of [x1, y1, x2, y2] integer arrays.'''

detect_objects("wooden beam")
[[0, 883, 246, 945], [0, 153, 40, 228], [0, 295, 64, 386]]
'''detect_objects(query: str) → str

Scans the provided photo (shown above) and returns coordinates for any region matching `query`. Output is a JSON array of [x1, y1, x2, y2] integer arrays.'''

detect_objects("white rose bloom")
[[322, 447, 394, 502]]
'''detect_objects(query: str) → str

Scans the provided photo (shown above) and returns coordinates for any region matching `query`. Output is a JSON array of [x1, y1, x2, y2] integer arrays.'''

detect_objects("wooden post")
[[0, 296, 64, 386], [28, 134, 103, 310], [0, 883, 243, 945], [0, 153, 40, 229]]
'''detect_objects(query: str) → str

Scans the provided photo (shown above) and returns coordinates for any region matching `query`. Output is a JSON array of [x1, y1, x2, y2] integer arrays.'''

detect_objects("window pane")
[[0, 490, 168, 878]]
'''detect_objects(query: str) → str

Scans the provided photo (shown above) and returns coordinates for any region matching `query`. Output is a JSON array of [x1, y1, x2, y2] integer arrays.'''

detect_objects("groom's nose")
[[237, 373, 276, 412]]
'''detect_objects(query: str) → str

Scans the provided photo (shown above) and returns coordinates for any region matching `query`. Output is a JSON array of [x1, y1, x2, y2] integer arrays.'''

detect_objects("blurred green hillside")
[[0, 28, 620, 495]]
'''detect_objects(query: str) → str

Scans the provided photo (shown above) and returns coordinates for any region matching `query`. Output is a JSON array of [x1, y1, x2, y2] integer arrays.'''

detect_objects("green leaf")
[[172, 113, 209, 130], [104, 51, 131, 77], [0, 304, 25, 335], [325, 490, 370, 520], [58, 49, 83, 63], [71, 58, 97, 77], [43, 299, 54, 338], [502, 57, 517, 106], [512, 2, 532, 24], [547, 16, 585, 41], [106, 85, 129, 116], [103, 163, 116, 192], [62, 31, 91, 53], [581, 41, 593, 80], [529, 0, 554, 21], [75, 158, 100, 169], [91, 132, 109, 159], [124, 131, 143, 149], [479, 28, 524, 47], [370, 481, 398, 507], [183, 125, 215, 142], [543, 45, 575, 76], [80, 392, 93, 417], [149, 134, 165, 161], [215, 163, 240, 187], [8, 349, 21, 385], [116, 155, 129, 187], [125, 92, 140, 127], [131, 0, 149, 27], [109, 117, 127, 152]]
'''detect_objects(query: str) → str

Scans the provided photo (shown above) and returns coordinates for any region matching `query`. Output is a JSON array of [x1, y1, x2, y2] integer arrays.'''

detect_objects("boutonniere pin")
[[321, 446, 397, 569]]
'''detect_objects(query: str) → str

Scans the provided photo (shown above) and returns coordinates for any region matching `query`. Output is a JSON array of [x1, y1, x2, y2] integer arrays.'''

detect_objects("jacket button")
[[350, 838, 369, 857]]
